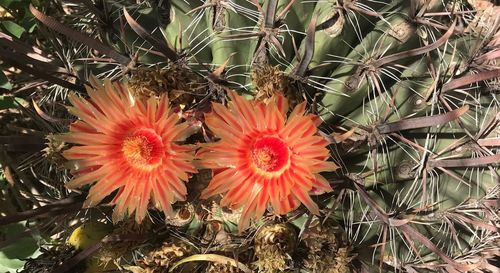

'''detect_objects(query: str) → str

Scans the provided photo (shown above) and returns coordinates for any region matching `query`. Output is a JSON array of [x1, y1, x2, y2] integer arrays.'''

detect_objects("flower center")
[[122, 128, 164, 169], [251, 136, 289, 172]]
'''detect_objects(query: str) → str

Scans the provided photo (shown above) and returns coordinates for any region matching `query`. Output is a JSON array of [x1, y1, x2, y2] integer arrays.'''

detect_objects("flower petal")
[[292, 189, 320, 215], [61, 80, 195, 223], [201, 168, 242, 198], [199, 92, 334, 231]]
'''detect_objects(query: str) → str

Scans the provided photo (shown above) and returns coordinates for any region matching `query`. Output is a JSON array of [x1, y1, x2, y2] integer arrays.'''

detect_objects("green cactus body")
[[1, 1, 498, 273]]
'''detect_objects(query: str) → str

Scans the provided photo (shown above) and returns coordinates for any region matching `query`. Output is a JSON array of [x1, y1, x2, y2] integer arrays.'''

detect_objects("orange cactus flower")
[[59, 78, 197, 223], [197, 91, 338, 231]]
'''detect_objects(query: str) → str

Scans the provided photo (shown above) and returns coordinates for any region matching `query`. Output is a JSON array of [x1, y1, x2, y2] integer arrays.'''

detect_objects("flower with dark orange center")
[[59, 78, 197, 223], [197, 91, 338, 231]]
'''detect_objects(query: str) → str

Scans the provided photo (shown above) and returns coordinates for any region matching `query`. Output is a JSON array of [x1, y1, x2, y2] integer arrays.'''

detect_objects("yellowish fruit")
[[68, 221, 112, 250]]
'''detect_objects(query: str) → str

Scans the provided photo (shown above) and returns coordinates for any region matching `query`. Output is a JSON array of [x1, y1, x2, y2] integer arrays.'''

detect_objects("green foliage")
[[0, 95, 26, 109], [0, 20, 24, 38], [0, 71, 12, 91], [0, 0, 37, 37], [0, 223, 40, 273]]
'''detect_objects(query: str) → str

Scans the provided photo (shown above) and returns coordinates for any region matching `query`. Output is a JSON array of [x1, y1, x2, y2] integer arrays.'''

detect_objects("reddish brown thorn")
[[291, 36, 301, 62], [270, 34, 286, 57], [414, 17, 449, 32], [450, 213, 500, 233], [0, 33, 66, 72], [383, 83, 400, 122], [0, 196, 84, 226], [428, 154, 500, 168], [221, 32, 262, 40], [32, 100, 69, 124], [293, 13, 317, 77], [252, 0, 264, 17], [276, 0, 297, 22], [347, 2, 383, 19], [208, 53, 235, 82], [437, 167, 474, 187], [369, 71, 384, 97], [390, 134, 430, 153], [71, 0, 106, 18], [264, 0, 278, 28], [477, 113, 500, 140], [0, 47, 84, 92], [420, 171, 427, 208], [378, 226, 388, 271], [373, 20, 456, 67], [123, 8, 178, 62], [186, 2, 215, 15], [441, 68, 500, 93], [398, 224, 473, 271], [478, 138, 500, 146], [29, 4, 130, 65], [377, 105, 469, 134]]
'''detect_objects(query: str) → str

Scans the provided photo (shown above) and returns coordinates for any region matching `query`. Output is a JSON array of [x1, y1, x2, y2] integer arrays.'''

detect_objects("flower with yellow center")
[[59, 78, 197, 223], [197, 91, 338, 231]]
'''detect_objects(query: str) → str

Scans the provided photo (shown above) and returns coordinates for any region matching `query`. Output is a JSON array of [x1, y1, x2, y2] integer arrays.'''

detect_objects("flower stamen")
[[251, 136, 289, 172], [122, 128, 164, 169]]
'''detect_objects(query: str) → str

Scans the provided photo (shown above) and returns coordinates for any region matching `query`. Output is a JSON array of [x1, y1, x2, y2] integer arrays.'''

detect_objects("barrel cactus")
[[0, 0, 498, 272]]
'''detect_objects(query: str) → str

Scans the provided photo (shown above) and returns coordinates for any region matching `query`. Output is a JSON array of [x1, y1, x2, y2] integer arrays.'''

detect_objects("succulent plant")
[[0, 0, 499, 272]]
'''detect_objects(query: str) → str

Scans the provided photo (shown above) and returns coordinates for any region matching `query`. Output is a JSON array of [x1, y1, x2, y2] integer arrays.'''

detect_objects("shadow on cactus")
[[0, 0, 498, 273]]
